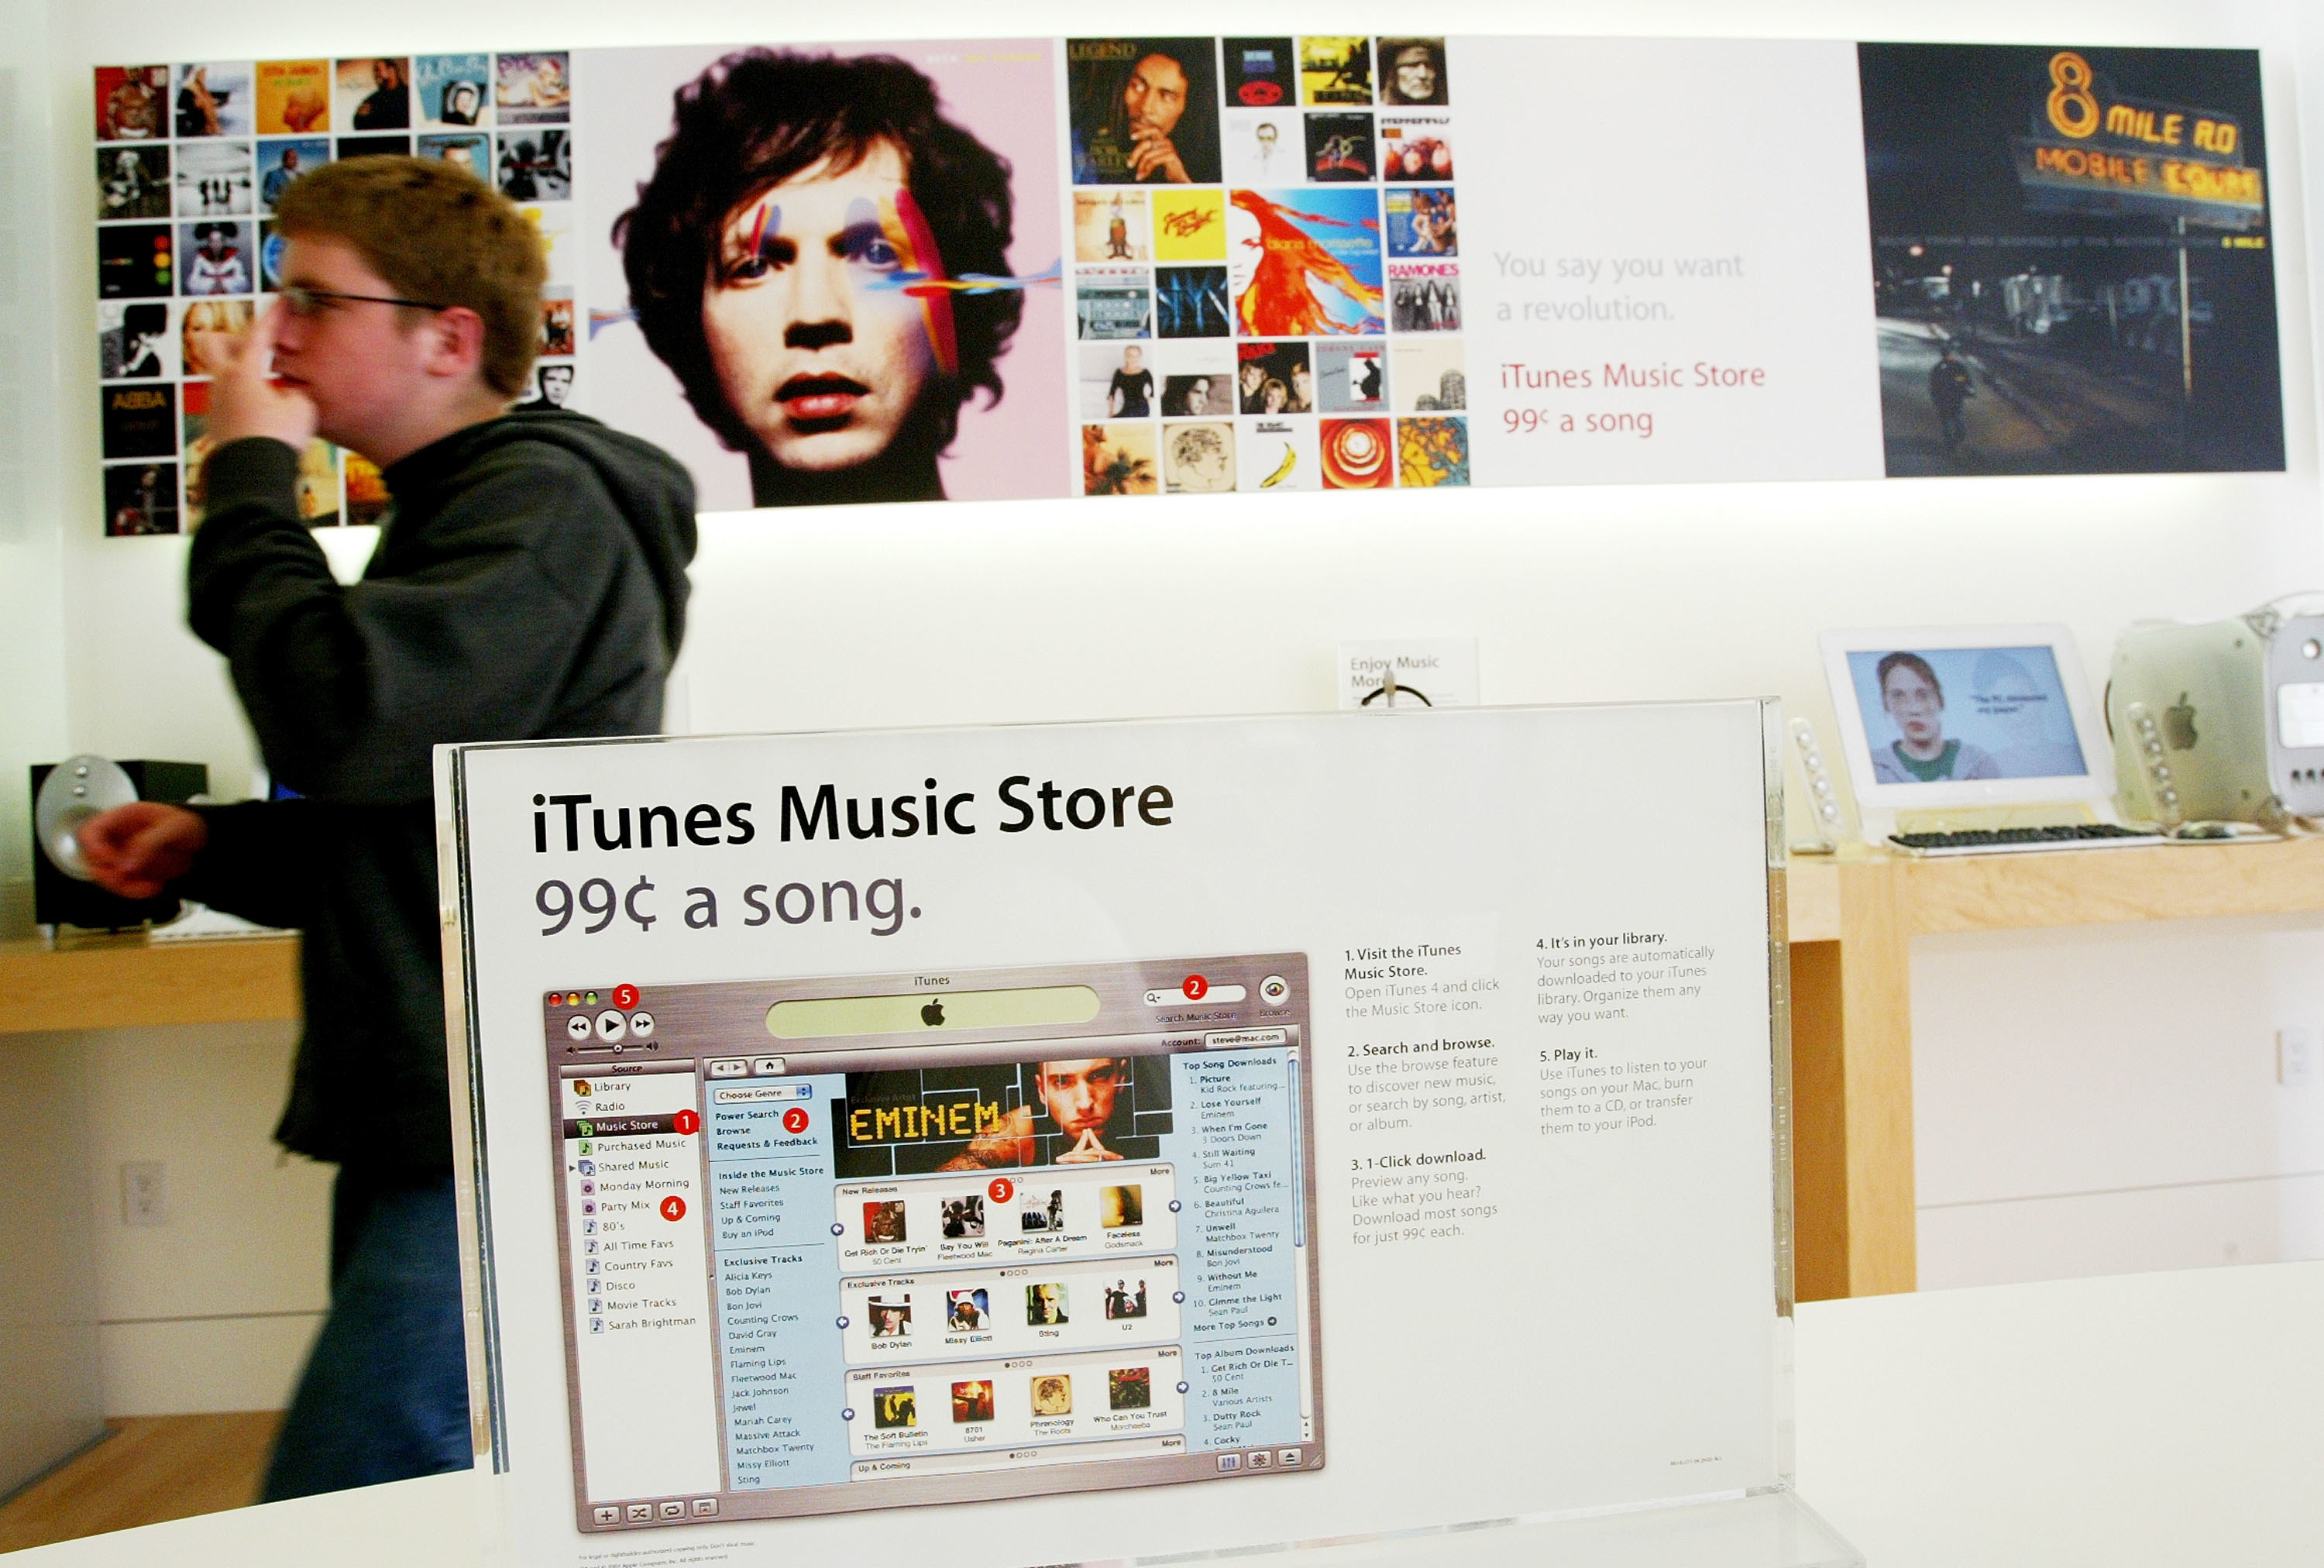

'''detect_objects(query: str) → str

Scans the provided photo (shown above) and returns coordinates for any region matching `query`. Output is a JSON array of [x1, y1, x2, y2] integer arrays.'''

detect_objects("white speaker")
[[1787, 716, 1855, 853]]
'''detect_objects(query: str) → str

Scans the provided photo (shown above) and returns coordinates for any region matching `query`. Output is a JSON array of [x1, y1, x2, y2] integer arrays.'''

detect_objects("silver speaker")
[[33, 755, 139, 881]]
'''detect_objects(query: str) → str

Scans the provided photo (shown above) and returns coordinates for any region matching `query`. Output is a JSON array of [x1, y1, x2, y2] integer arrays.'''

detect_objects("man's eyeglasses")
[[279, 284, 449, 318]]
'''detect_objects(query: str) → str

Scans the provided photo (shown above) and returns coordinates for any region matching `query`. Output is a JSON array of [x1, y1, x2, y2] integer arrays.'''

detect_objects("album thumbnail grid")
[[93, 53, 575, 535], [846, 1346, 1186, 1459], [841, 1247, 1181, 1365], [1069, 36, 1466, 493]]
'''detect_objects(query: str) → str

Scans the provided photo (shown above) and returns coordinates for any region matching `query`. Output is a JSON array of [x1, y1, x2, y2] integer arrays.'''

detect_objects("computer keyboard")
[[1887, 824, 2167, 857]]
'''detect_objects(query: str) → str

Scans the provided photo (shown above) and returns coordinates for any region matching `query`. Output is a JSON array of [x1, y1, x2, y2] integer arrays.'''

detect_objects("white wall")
[[84, 1023, 329, 1415], [2, 0, 67, 906], [11, 0, 2324, 1415], [1916, 915, 2324, 1287], [0, 0, 104, 1487]]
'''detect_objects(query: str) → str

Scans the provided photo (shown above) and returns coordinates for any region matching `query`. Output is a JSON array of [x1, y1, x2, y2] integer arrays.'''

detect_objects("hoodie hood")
[[381, 408, 699, 653]]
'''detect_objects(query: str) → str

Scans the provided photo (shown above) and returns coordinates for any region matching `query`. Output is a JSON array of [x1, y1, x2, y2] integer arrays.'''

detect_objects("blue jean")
[[262, 1168, 475, 1501]]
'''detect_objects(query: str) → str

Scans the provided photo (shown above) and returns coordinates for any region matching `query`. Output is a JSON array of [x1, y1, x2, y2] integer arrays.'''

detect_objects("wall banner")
[[90, 38, 2281, 535]]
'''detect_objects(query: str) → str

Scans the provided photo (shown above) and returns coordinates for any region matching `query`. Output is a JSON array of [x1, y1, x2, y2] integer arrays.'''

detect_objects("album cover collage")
[[93, 53, 576, 535], [1069, 36, 1469, 496]]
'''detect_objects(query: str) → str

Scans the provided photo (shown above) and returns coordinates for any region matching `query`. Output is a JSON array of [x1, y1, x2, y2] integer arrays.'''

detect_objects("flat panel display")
[[1843, 645, 2088, 785], [1820, 624, 2113, 811]]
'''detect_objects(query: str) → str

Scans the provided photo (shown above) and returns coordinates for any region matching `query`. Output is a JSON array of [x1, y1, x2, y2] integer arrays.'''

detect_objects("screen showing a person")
[[540, 955, 1322, 1531], [1844, 645, 2088, 785]]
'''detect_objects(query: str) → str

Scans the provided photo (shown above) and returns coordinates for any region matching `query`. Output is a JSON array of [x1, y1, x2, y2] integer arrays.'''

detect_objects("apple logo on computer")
[[2164, 692, 2199, 750], [922, 999, 946, 1027]]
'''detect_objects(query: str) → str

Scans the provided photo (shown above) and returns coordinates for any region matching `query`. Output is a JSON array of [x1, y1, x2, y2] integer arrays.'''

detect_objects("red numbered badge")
[[988, 1178, 1014, 1205], [672, 1109, 700, 1136], [782, 1106, 810, 1134], [1182, 974, 1208, 1000], [613, 984, 640, 1010], [659, 1195, 687, 1222]]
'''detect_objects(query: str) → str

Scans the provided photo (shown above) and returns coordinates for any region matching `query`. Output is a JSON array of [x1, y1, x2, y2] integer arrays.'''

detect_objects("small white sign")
[[1337, 638, 1480, 710]]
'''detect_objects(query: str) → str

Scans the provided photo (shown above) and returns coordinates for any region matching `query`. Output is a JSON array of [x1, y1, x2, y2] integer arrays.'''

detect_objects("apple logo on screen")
[[922, 999, 946, 1027], [2164, 692, 2199, 750]]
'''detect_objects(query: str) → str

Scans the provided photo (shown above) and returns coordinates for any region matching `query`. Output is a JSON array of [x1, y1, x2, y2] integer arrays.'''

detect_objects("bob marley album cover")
[[1068, 38, 1222, 184]]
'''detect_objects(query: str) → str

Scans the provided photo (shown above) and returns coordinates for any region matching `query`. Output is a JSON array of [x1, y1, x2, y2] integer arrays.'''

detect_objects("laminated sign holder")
[[437, 703, 1860, 1566]]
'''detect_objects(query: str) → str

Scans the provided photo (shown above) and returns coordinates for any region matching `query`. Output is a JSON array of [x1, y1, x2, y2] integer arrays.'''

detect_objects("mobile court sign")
[[2012, 50, 2264, 229]]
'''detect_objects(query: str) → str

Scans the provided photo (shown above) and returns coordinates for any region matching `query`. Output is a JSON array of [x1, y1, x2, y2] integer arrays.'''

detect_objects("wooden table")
[[1786, 834, 2324, 1300], [0, 934, 301, 1034], [0, 933, 302, 1494], [14, 835, 2322, 1308]]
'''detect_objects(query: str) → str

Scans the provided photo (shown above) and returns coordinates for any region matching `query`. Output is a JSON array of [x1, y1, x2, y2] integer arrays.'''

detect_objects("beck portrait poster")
[[576, 40, 1069, 514]]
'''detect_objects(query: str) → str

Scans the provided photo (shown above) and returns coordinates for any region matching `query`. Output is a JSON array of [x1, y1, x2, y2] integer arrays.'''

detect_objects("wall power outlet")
[[122, 1161, 166, 1226], [2278, 1028, 2319, 1088]]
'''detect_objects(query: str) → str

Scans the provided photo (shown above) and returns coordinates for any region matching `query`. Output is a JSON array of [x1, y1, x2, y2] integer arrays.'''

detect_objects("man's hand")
[[193, 300, 318, 451], [942, 1106, 1037, 1171], [76, 803, 208, 900], [1128, 126, 1189, 184], [1053, 1128, 1121, 1164]]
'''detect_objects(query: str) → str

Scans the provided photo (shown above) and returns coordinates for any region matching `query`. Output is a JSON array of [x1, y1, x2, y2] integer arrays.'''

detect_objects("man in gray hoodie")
[[78, 156, 697, 1500]]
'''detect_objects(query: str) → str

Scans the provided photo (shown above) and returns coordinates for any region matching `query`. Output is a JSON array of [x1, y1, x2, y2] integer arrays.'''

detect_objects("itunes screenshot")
[[540, 954, 1323, 1529]]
